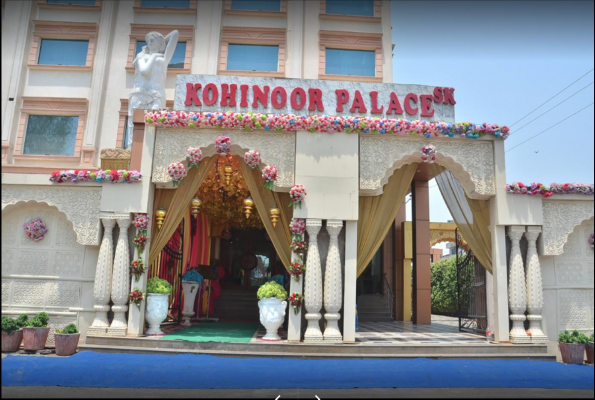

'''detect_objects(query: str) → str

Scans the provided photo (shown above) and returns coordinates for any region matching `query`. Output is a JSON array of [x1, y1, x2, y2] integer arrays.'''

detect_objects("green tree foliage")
[[430, 257, 459, 315]]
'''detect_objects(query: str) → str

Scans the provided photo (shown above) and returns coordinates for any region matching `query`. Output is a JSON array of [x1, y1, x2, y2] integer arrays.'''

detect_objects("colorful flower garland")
[[244, 150, 262, 170], [186, 147, 203, 169], [167, 162, 187, 187], [289, 292, 304, 315], [215, 135, 232, 155], [262, 165, 278, 190], [23, 217, 47, 242], [290, 239, 308, 255], [130, 213, 150, 282], [145, 110, 510, 139], [289, 218, 306, 240], [507, 182, 594, 198], [421, 144, 437, 163], [290, 261, 306, 282], [49, 169, 142, 184], [289, 184, 307, 209], [129, 289, 144, 307], [130, 259, 147, 282]]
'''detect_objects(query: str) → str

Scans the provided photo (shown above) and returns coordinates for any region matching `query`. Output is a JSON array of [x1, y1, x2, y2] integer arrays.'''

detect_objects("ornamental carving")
[[542, 201, 594, 256], [1, 185, 102, 246], [152, 129, 295, 189], [360, 137, 495, 198], [430, 229, 460, 248]]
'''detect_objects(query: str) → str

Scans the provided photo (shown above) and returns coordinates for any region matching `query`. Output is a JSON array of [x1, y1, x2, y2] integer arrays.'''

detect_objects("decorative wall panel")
[[542, 201, 593, 256]]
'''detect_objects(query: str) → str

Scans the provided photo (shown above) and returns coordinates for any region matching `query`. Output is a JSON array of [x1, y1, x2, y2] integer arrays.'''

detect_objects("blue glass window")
[[230, 0, 281, 12], [326, 0, 374, 17], [23, 115, 79, 156], [38, 39, 89, 66], [227, 44, 279, 72], [46, 0, 96, 5], [140, 0, 190, 8], [325, 48, 375, 77], [136, 41, 187, 69], [123, 117, 132, 150]]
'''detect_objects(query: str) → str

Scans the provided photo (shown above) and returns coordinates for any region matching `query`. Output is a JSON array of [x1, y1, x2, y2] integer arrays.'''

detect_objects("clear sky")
[[392, 0, 595, 227]]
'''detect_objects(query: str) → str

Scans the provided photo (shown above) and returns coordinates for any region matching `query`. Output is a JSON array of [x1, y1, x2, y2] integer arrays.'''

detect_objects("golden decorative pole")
[[155, 208, 166, 230], [191, 196, 202, 218], [243, 197, 254, 219], [269, 207, 280, 228], [224, 164, 233, 186]]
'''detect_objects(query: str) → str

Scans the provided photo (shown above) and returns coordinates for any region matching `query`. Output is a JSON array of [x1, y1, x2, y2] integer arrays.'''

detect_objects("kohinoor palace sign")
[[174, 75, 457, 121]]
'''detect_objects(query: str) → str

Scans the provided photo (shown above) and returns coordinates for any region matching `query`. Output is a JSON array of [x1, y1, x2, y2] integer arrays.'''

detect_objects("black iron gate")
[[156, 219, 184, 324], [455, 228, 488, 334]]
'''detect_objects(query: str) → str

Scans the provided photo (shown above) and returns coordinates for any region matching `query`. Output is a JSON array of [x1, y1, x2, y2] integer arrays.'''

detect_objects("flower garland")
[[289, 218, 306, 240], [186, 147, 203, 170], [244, 150, 262, 170], [167, 162, 187, 187], [290, 239, 308, 255], [262, 165, 278, 191], [133, 233, 148, 259], [49, 169, 142, 184], [129, 289, 144, 308], [215, 136, 232, 155], [506, 182, 594, 198], [289, 293, 304, 315], [290, 261, 306, 282], [289, 184, 307, 209], [133, 213, 150, 234], [23, 217, 47, 242], [130, 259, 147, 282], [145, 110, 510, 140], [131, 213, 150, 282], [589, 233, 594, 250], [421, 144, 437, 163]]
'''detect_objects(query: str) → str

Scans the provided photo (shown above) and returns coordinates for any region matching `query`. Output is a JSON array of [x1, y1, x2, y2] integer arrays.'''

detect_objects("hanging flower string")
[[289, 184, 307, 209], [506, 182, 594, 198], [262, 165, 278, 191], [244, 150, 262, 170], [186, 147, 203, 170], [290, 261, 306, 282], [289, 293, 304, 315], [49, 169, 142, 184], [421, 144, 437, 163], [167, 162, 187, 187], [130, 259, 147, 282], [145, 111, 510, 140], [289, 218, 306, 240], [133, 233, 148, 259], [23, 217, 48, 242], [131, 213, 150, 282], [290, 239, 308, 255], [215, 136, 232, 155], [129, 289, 144, 308], [133, 213, 150, 235]]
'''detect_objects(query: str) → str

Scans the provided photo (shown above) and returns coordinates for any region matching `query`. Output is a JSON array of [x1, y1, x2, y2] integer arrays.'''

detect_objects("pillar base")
[[106, 327, 127, 337], [510, 334, 532, 344], [87, 327, 108, 336], [304, 313, 323, 342]]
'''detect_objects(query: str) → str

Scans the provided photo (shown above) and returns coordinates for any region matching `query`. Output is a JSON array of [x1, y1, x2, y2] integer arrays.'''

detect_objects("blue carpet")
[[2, 352, 593, 389]]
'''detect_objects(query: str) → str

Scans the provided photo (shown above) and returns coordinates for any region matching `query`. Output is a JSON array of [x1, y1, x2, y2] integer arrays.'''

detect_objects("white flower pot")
[[145, 293, 169, 335], [258, 298, 287, 341], [181, 281, 200, 326]]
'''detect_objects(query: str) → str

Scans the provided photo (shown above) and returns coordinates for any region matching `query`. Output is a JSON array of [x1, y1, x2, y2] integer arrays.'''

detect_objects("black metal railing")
[[382, 273, 395, 319]]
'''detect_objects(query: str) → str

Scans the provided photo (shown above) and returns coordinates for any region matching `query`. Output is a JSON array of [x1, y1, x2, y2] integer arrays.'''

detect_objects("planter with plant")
[[181, 270, 203, 326], [2, 315, 24, 353], [54, 323, 80, 356], [145, 277, 172, 335], [585, 333, 594, 365], [257, 281, 287, 341], [22, 312, 50, 351], [558, 330, 586, 364]]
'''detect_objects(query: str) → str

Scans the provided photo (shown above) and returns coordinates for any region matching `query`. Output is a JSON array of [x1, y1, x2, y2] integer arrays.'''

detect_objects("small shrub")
[[589, 333, 594, 343], [146, 277, 172, 294], [15, 314, 28, 328], [27, 312, 50, 328], [56, 323, 78, 334], [558, 330, 571, 343], [1, 316, 19, 334], [257, 281, 287, 300], [578, 333, 590, 345]]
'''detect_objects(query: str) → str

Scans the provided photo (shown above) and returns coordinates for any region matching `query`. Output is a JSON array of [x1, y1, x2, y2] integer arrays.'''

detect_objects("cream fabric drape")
[[357, 163, 418, 277], [148, 157, 217, 267], [430, 164, 493, 273], [238, 161, 293, 272]]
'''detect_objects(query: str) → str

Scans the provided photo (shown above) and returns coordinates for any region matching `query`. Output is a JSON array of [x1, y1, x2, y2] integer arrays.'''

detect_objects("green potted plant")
[[257, 281, 287, 341], [558, 330, 585, 364], [586, 333, 594, 365], [145, 277, 172, 335], [22, 312, 50, 351], [2, 316, 23, 353], [54, 323, 80, 356]]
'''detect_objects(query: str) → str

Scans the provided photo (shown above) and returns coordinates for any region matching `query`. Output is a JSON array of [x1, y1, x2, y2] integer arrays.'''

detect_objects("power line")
[[510, 68, 594, 127], [513, 81, 594, 134], [506, 102, 594, 153]]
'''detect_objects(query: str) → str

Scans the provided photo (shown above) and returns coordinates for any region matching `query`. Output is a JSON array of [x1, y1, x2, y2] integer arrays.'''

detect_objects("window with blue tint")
[[227, 44, 278, 72], [326, 0, 374, 16], [141, 0, 190, 8], [38, 39, 89, 66], [136, 41, 187, 69], [230, 0, 281, 12], [123, 117, 132, 150], [325, 48, 375, 77], [23, 116, 79, 156], [46, 0, 96, 5]]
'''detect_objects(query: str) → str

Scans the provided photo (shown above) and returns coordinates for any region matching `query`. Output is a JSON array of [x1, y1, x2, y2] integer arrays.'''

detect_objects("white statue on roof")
[[127, 29, 179, 149]]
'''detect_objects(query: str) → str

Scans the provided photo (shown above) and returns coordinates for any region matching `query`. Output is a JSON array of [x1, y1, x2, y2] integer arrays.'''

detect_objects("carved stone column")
[[304, 219, 323, 342], [525, 226, 547, 343], [88, 218, 116, 336], [108, 216, 132, 336], [324, 220, 343, 341], [507, 226, 530, 343]]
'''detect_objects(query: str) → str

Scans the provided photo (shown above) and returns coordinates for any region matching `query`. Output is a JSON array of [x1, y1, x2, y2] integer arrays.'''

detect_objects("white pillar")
[[88, 218, 116, 336], [323, 220, 343, 341], [343, 220, 357, 343], [108, 216, 132, 336], [525, 226, 547, 343], [507, 225, 530, 343], [304, 218, 323, 342]]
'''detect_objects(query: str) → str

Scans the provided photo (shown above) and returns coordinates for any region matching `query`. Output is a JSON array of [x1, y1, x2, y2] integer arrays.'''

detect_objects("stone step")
[[358, 317, 395, 323]]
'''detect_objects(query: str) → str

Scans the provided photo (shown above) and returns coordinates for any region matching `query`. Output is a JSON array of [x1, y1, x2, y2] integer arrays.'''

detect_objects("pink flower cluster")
[[145, 111, 510, 139], [507, 182, 594, 198], [49, 169, 142, 184], [23, 217, 47, 242], [421, 144, 437, 163], [167, 162, 187, 185], [289, 184, 307, 207], [244, 150, 262, 169], [133, 213, 150, 231], [289, 218, 306, 237], [262, 165, 278, 186], [215, 136, 231, 155], [186, 147, 203, 168]]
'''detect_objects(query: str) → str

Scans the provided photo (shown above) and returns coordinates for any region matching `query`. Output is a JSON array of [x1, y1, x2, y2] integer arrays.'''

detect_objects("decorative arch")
[[1, 185, 102, 246], [152, 128, 295, 189], [542, 200, 594, 256], [360, 136, 495, 199]]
